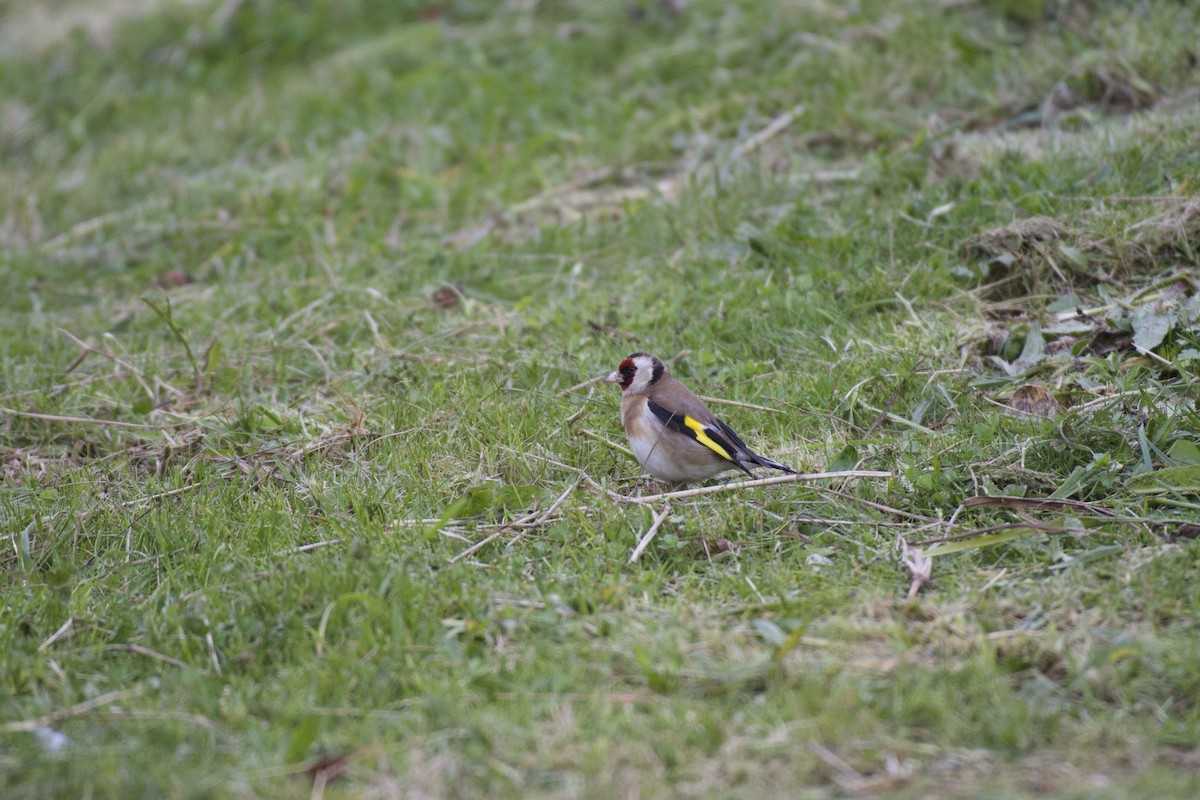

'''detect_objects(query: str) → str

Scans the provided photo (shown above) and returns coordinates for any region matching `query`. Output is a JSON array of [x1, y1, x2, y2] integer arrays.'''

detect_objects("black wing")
[[648, 402, 795, 476], [646, 400, 751, 475]]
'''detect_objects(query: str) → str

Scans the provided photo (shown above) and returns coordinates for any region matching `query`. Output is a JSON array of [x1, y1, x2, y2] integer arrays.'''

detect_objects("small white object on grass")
[[35, 726, 69, 754]]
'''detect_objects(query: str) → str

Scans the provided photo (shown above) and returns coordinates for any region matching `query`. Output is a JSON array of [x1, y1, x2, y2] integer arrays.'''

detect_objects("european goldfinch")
[[605, 352, 796, 483]]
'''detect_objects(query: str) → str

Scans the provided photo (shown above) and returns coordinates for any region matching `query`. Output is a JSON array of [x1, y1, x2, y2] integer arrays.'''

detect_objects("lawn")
[[3, 0, 1200, 797]]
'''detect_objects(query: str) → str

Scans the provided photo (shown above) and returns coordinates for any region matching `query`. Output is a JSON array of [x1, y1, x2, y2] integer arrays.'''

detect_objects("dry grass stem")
[[958, 495, 1116, 516], [730, 105, 805, 160], [629, 504, 672, 564], [817, 489, 938, 523], [449, 480, 578, 564], [276, 539, 345, 555], [697, 395, 784, 414], [38, 616, 74, 652], [557, 375, 605, 397], [122, 482, 208, 510], [579, 429, 636, 458], [806, 740, 865, 787], [615, 470, 891, 504], [1, 689, 136, 733], [57, 327, 184, 398], [918, 519, 1095, 547], [0, 406, 181, 429], [106, 643, 192, 670]]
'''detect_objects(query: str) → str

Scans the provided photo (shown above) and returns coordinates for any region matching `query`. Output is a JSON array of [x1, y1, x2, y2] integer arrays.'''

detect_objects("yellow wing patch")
[[683, 415, 733, 461]]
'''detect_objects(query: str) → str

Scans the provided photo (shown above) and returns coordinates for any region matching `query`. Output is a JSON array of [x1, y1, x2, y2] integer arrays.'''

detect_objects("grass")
[[3, 0, 1200, 796]]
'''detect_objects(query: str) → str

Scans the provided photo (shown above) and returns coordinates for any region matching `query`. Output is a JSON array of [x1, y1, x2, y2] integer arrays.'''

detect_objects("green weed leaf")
[[1126, 465, 1200, 494], [1168, 440, 1200, 466], [1131, 303, 1175, 353], [827, 445, 859, 473], [1015, 322, 1045, 367], [924, 528, 1032, 557], [284, 716, 320, 764]]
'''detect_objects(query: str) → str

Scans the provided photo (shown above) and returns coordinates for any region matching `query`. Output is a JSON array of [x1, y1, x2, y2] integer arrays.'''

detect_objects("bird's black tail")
[[747, 452, 796, 475], [714, 419, 796, 476]]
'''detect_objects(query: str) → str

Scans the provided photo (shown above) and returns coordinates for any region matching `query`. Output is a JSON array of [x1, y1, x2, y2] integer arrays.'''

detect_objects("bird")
[[604, 352, 796, 483]]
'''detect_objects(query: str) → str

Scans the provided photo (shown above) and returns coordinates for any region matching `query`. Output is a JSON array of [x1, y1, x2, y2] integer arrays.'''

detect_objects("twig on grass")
[[226, 427, 393, 499], [807, 740, 866, 788], [791, 515, 914, 529], [697, 395, 784, 414], [38, 199, 170, 252], [121, 481, 207, 510], [816, 489, 938, 523], [445, 107, 800, 250], [57, 327, 183, 399], [205, 624, 222, 675], [1072, 390, 1143, 412], [943, 493, 1115, 538], [587, 319, 638, 341], [106, 643, 192, 670], [519, 447, 620, 502], [863, 367, 915, 437], [0, 406, 181, 430], [915, 518, 1094, 547], [274, 293, 334, 335], [446, 167, 616, 249], [557, 375, 605, 397], [60, 342, 91, 376], [1, 689, 136, 733], [611, 470, 892, 505], [142, 295, 205, 394], [629, 504, 672, 564], [449, 480, 578, 564], [276, 539, 344, 556], [579, 429, 636, 459], [730, 105, 805, 160], [855, 401, 938, 436], [103, 708, 222, 732], [38, 617, 74, 652], [979, 568, 1008, 593]]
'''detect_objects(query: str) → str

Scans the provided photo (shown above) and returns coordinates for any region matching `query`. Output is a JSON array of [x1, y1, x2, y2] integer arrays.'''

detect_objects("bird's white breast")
[[621, 395, 729, 482]]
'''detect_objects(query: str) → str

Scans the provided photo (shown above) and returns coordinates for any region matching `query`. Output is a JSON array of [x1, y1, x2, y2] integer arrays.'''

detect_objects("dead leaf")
[[959, 495, 1115, 516], [1165, 523, 1200, 542], [587, 319, 637, 341], [431, 282, 464, 309], [154, 269, 194, 289], [1006, 385, 1060, 418], [305, 752, 355, 785], [1087, 325, 1133, 355]]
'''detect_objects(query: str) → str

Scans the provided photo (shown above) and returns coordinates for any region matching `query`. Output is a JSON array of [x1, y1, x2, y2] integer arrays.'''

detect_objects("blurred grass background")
[[3, 1, 1200, 796]]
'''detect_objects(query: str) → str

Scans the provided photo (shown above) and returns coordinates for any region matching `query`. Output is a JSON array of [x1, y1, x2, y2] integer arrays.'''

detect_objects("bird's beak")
[[604, 370, 622, 384]]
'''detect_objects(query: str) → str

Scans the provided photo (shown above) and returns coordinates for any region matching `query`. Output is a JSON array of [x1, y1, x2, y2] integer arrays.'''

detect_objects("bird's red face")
[[612, 357, 637, 390], [604, 353, 662, 394]]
